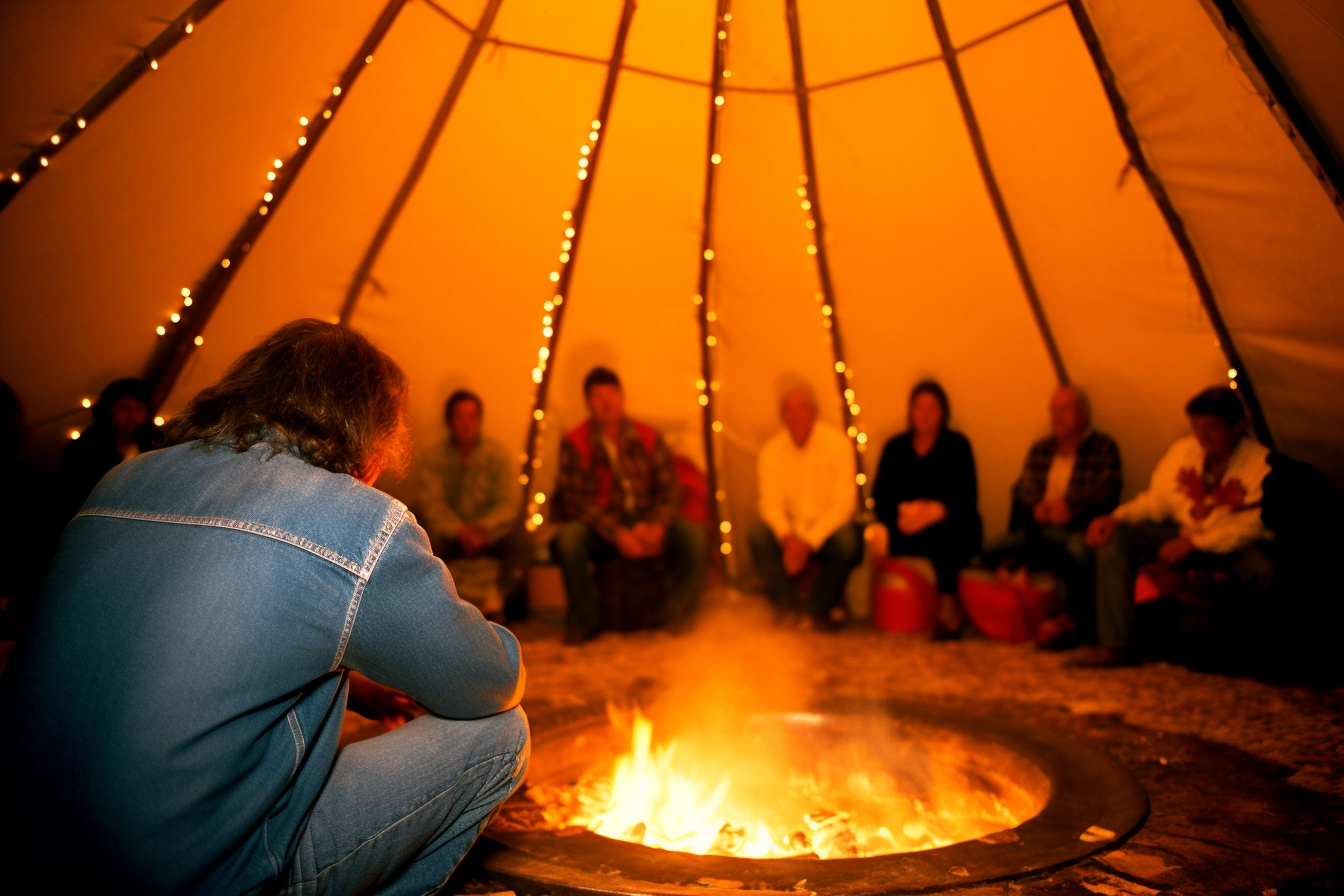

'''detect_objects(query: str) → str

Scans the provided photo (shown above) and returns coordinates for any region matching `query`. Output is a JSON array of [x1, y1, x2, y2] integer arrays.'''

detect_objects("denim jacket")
[[1, 441, 525, 893]]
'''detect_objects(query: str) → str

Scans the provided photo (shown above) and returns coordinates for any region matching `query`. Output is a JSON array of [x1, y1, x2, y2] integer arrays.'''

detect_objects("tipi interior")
[[2, 2, 1344, 893]]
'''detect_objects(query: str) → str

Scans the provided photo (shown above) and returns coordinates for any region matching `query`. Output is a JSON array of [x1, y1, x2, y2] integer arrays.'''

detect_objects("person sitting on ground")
[[0, 320, 528, 893], [749, 383, 861, 629], [870, 380, 982, 637], [980, 385, 1121, 647], [56, 377, 163, 523], [1073, 386, 1272, 667], [417, 389, 529, 620], [552, 366, 706, 644]]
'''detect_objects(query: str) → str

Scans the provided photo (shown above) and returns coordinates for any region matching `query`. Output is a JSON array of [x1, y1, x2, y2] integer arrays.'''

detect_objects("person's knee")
[[823, 524, 862, 565], [552, 522, 590, 562], [747, 522, 777, 554], [1063, 532, 1091, 565], [669, 517, 706, 558]]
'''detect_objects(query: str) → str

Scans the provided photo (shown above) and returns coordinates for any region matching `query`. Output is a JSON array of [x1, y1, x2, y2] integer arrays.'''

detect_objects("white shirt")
[[757, 422, 857, 549], [1113, 434, 1271, 553], [1044, 452, 1076, 502]]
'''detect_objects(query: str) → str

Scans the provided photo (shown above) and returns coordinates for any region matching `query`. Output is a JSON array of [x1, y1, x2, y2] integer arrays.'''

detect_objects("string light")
[[687, 1, 736, 565], [153, 415, 165, 426], [69, 430, 80, 440], [81, 398, 92, 408], [522, 108, 613, 532]]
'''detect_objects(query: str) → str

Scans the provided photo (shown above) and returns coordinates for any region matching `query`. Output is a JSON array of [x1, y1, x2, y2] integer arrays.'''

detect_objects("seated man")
[[417, 389, 529, 619], [1074, 386, 1272, 667], [748, 385, 862, 628], [981, 385, 1121, 646], [552, 367, 706, 644], [0, 320, 528, 893]]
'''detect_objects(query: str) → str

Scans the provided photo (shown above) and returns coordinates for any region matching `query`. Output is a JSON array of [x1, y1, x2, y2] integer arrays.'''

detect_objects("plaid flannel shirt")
[[554, 418, 680, 543], [1010, 430, 1121, 531]]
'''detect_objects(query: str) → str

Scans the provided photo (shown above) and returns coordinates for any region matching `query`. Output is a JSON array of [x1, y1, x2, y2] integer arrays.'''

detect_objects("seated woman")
[[0, 320, 528, 893], [870, 380, 982, 636], [56, 377, 164, 523]]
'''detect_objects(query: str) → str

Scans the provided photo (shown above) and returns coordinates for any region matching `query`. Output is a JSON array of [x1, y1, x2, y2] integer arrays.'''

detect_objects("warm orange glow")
[[524, 708, 1041, 859], [156, 325, 166, 335], [153, 415, 165, 426], [50, 135, 60, 145], [39, 157, 48, 167], [76, 117, 86, 128], [170, 313, 180, 322], [719, 520, 731, 533], [81, 398, 92, 408], [194, 336, 204, 345], [150, 60, 158, 70], [332, 86, 341, 96]]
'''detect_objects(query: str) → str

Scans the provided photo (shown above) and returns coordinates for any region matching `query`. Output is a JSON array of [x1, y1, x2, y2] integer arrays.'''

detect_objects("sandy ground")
[[511, 589, 1344, 799]]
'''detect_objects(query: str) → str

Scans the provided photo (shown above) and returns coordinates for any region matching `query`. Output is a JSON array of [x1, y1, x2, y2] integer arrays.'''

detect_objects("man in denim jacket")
[[1, 320, 528, 894]]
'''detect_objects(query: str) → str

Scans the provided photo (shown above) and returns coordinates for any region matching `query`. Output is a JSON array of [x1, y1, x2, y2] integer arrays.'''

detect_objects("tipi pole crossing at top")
[[784, 0, 869, 517], [924, 0, 1071, 388], [518, 0, 639, 521], [142, 0, 412, 411], [1066, 0, 1273, 447], [692, 0, 734, 559], [339, 0, 506, 327]]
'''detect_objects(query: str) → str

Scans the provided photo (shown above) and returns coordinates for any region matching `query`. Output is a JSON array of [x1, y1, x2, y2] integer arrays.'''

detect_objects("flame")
[[518, 708, 1041, 859]]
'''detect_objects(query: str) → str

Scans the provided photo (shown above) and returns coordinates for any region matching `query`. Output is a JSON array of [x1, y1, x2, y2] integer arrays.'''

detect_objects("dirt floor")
[[449, 589, 1344, 896]]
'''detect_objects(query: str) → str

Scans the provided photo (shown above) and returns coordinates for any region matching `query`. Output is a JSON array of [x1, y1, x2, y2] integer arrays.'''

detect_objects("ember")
[[508, 705, 1049, 859]]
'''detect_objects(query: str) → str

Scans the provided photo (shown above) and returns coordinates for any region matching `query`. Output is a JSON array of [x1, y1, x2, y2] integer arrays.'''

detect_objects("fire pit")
[[481, 699, 1147, 895]]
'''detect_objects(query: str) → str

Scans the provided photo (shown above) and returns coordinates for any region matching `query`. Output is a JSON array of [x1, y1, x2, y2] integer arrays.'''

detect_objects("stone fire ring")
[[478, 699, 1148, 896]]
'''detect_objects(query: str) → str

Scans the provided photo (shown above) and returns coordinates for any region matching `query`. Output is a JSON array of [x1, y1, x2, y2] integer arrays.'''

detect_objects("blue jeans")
[[1095, 521, 1274, 649], [282, 707, 529, 896], [747, 523, 863, 619], [552, 518, 707, 633]]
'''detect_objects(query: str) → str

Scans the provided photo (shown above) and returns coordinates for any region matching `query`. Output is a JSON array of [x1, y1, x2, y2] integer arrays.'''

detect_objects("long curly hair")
[[163, 319, 410, 478]]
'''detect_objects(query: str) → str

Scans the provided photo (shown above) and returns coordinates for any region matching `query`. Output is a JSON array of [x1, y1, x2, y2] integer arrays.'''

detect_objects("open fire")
[[511, 705, 1049, 860]]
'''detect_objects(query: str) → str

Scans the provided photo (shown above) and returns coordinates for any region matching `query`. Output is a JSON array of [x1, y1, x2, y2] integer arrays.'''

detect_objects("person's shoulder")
[[1235, 436, 1271, 465], [479, 434, 512, 461], [943, 429, 973, 451], [625, 418, 663, 453], [1167, 433, 1201, 456], [882, 430, 912, 451], [759, 428, 789, 455], [1085, 430, 1120, 453]]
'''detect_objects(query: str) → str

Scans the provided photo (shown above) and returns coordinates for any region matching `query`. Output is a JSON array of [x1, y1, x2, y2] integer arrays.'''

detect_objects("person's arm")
[[943, 433, 979, 520], [1012, 442, 1048, 511], [643, 433, 681, 529], [1113, 441, 1180, 525], [1186, 446, 1270, 553], [476, 441, 523, 543], [555, 437, 623, 542], [1067, 435, 1122, 525], [415, 448, 464, 543], [343, 516, 524, 718], [800, 431, 857, 549], [757, 438, 791, 541]]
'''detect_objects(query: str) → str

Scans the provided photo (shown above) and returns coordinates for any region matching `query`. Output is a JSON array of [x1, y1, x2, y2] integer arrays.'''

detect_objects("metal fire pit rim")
[[480, 697, 1148, 896]]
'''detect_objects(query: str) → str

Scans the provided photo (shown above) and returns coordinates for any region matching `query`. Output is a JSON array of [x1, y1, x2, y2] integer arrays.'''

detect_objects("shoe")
[[563, 625, 596, 646], [1065, 646, 1141, 668]]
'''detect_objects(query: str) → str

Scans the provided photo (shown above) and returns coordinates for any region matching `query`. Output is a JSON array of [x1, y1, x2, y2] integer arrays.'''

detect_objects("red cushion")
[[872, 557, 938, 633], [959, 569, 1055, 642]]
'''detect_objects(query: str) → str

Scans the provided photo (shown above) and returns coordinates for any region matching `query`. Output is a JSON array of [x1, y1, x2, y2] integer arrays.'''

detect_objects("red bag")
[[871, 556, 939, 633], [958, 568, 1056, 642]]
